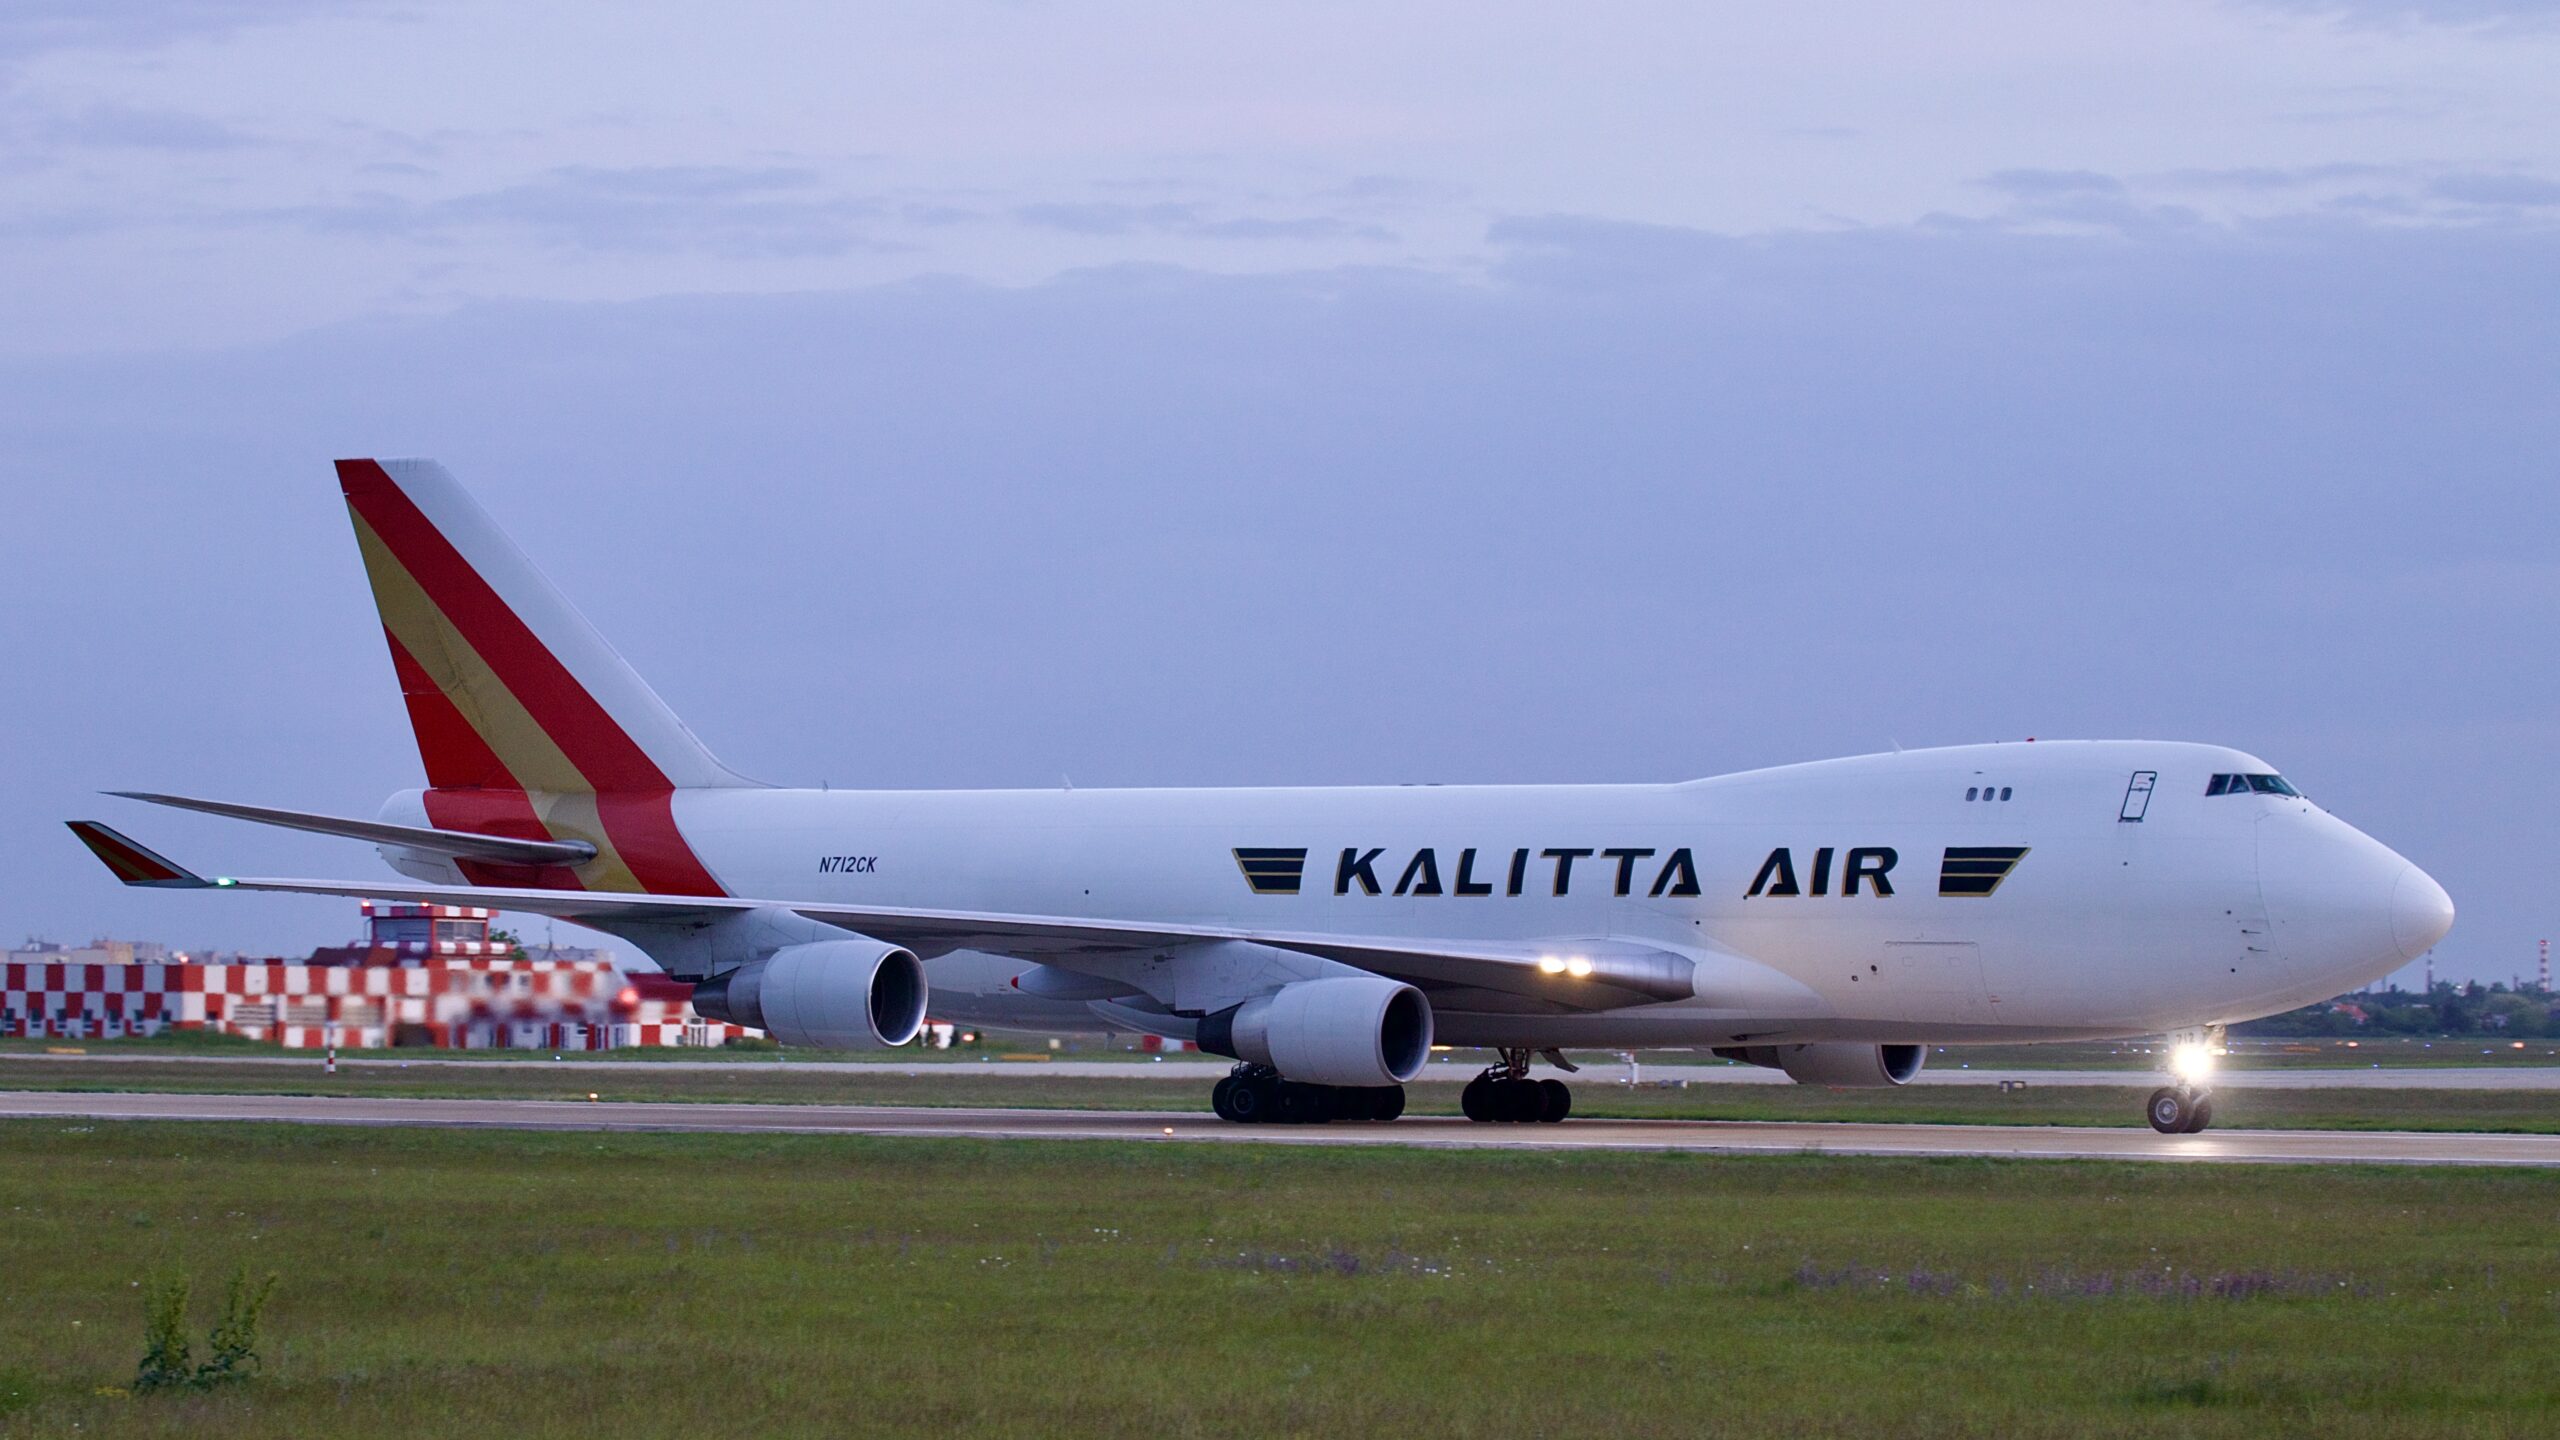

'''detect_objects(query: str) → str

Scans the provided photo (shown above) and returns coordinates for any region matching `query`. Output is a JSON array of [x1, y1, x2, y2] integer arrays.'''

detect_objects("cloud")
[[2429, 171, 2560, 207], [0, 0, 391, 65], [1013, 200, 1392, 243], [1954, 163, 2560, 233], [285, 164, 898, 258], [2233, 0, 2560, 28], [1013, 200, 1202, 236], [2153, 163, 2395, 192], [1977, 169, 2127, 199], [37, 101, 259, 152]]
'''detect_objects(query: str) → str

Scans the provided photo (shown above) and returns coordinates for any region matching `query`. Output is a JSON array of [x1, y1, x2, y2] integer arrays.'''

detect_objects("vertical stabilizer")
[[337, 457, 754, 895]]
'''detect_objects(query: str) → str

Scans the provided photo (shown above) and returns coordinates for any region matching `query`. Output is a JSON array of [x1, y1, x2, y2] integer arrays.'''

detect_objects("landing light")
[[1566, 956, 1595, 978], [2171, 1042, 2219, 1085], [1537, 956, 1566, 975]]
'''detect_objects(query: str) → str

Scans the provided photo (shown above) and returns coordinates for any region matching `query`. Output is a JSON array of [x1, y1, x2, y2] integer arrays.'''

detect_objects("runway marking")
[[4, 1090, 2556, 1167]]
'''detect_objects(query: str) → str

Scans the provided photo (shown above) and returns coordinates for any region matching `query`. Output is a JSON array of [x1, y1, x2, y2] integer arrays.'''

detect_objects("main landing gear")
[[1461, 1048, 1572, 1124], [1212, 1065, 1406, 1124]]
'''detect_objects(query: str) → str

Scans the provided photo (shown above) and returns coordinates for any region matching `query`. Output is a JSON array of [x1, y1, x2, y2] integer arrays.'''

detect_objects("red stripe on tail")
[[385, 629, 518, 791]]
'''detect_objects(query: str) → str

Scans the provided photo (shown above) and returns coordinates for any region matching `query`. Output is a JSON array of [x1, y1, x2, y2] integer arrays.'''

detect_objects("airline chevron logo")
[[1233, 848, 1309, 895], [1939, 846, 2030, 897]]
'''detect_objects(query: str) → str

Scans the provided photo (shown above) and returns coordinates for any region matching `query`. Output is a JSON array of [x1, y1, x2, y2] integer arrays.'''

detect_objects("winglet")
[[65, 822, 215, 888]]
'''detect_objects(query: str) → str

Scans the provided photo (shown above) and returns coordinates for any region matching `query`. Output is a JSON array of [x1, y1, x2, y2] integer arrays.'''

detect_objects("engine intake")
[[1197, 976, 1433, 1088], [690, 939, 928, 1049], [1712, 1042, 1925, 1088]]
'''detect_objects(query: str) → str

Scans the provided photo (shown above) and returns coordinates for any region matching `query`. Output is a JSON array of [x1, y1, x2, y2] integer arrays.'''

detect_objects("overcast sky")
[[2, 1, 2552, 988]]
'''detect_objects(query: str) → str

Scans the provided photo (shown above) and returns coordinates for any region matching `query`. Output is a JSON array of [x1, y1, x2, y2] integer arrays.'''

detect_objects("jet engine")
[[1196, 976, 1433, 1088], [1712, 1042, 1925, 1087], [689, 939, 928, 1049]]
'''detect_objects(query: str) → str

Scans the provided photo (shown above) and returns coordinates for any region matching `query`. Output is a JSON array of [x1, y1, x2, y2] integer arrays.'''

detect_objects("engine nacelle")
[[1197, 976, 1434, 1088], [1713, 1042, 1925, 1088], [690, 939, 928, 1049]]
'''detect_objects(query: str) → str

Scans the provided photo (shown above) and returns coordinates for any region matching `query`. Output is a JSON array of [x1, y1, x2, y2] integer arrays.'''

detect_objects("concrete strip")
[[5, 1090, 2557, 1167], [8, 1051, 2560, 1089]]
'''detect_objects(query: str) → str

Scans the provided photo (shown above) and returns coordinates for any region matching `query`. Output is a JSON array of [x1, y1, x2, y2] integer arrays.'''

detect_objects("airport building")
[[2, 903, 753, 1050]]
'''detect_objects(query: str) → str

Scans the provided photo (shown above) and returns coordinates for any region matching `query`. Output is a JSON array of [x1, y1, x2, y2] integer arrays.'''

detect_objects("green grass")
[[5, 1058, 2559, 1132], [0, 1121, 2552, 1438]]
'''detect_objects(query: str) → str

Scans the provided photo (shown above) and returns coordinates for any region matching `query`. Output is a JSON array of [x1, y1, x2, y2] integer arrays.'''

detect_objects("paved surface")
[[7, 1090, 2556, 1166], [8, 1051, 2560, 1089]]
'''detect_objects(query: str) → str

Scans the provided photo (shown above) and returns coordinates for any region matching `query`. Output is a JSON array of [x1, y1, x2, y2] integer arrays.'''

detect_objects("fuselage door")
[[2119, 770, 2157, 823]]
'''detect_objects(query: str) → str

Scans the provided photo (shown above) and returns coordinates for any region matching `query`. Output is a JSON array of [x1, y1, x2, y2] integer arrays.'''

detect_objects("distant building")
[[1, 905, 749, 1050], [8, 937, 170, 967]]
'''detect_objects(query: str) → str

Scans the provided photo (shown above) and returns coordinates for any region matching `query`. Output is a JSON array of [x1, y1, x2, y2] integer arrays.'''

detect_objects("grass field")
[[0, 1121, 2553, 1438], [5, 1056, 2558, 1133]]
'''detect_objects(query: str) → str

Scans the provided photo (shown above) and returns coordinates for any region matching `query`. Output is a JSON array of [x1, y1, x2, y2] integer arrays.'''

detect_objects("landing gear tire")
[[2146, 1086, 2214, 1135], [1537, 1078, 1572, 1123], [1272, 1082, 1314, 1124], [1463, 1053, 1574, 1123], [1213, 1068, 1404, 1125], [1226, 1073, 1276, 1124]]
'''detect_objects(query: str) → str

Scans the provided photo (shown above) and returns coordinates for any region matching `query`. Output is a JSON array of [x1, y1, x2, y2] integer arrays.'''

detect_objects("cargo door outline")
[[1881, 940, 1994, 1023]]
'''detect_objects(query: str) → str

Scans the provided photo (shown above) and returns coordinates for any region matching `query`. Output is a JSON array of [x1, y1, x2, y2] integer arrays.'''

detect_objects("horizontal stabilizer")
[[65, 822, 210, 888], [108, 791, 597, 867]]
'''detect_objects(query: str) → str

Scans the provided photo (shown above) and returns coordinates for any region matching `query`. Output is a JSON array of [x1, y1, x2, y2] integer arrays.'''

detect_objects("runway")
[[10, 1050, 2560, 1088], [6, 1089, 2555, 1166]]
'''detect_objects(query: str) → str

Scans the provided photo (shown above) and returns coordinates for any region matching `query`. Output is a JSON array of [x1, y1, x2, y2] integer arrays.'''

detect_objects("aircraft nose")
[[2391, 864, 2455, 962], [2259, 810, 2449, 987]]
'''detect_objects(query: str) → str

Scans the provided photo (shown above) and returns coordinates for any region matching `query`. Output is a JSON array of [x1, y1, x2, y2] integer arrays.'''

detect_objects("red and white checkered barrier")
[[0, 959, 752, 1050]]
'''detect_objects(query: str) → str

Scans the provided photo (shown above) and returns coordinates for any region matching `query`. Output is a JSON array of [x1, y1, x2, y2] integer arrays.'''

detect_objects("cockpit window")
[[2207, 772, 2300, 798]]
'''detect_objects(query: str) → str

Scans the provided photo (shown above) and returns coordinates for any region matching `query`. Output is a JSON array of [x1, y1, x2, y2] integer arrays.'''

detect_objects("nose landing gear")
[[1460, 1048, 1572, 1123], [2146, 1025, 2225, 1133], [2145, 1085, 2215, 1134]]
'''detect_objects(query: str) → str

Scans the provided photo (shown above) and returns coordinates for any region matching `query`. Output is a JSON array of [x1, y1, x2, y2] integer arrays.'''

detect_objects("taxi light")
[[1537, 956, 1566, 975], [1565, 956, 1594, 978], [2171, 1042, 2218, 1085]]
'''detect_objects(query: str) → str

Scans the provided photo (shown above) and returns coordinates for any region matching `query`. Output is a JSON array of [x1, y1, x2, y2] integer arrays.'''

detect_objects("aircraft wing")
[[64, 822, 1704, 1009]]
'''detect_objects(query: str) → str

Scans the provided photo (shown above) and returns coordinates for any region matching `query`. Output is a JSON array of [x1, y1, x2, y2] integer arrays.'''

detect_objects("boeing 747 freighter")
[[69, 460, 2453, 1133]]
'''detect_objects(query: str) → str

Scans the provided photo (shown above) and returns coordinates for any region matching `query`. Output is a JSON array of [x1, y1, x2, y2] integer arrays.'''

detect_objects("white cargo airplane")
[[70, 460, 2453, 1133]]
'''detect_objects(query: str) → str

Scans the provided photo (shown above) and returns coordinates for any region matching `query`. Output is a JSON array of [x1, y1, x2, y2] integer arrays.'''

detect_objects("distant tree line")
[[2236, 981, 2558, 1039]]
